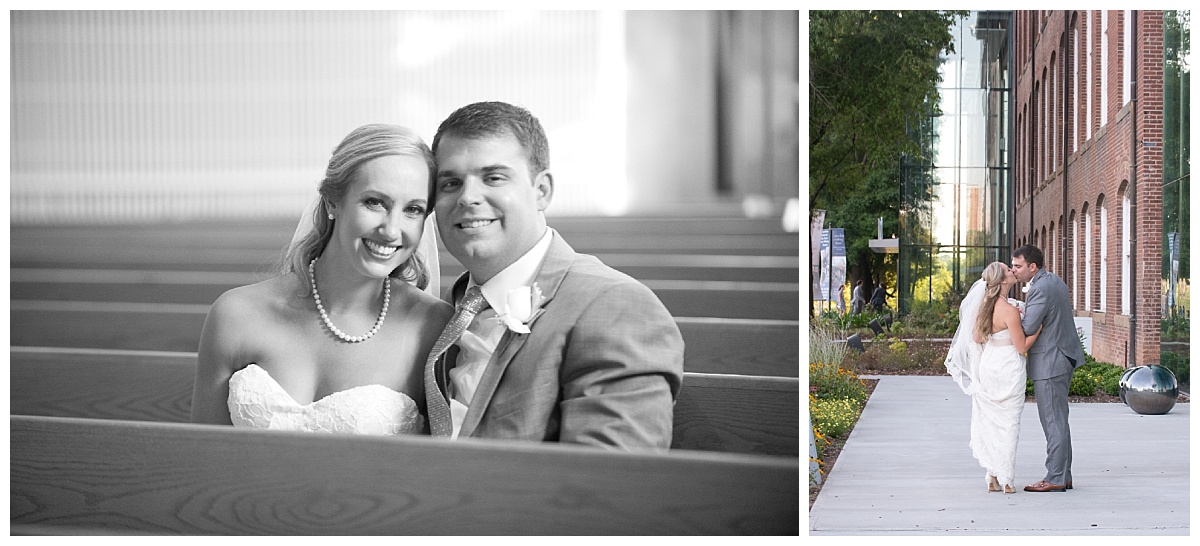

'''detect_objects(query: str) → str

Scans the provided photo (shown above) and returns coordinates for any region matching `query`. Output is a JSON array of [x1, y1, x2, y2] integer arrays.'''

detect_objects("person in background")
[[871, 282, 888, 312], [851, 279, 866, 314]]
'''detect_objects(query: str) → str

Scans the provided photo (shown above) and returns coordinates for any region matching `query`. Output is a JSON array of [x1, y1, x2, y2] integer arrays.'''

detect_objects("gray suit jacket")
[[435, 232, 685, 450], [1020, 269, 1085, 380]]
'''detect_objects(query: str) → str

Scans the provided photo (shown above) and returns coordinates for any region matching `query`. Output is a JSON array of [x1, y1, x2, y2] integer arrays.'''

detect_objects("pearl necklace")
[[308, 258, 390, 343]]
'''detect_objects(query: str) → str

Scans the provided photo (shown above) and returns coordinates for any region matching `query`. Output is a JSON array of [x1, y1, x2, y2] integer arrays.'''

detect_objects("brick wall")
[[1013, 10, 1164, 367]]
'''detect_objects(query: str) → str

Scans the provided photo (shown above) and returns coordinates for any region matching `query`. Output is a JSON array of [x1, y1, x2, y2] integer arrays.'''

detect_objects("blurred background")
[[10, 10, 799, 224]]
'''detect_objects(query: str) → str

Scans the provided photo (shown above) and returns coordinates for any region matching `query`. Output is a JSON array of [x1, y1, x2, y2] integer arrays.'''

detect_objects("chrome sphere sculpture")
[[1118, 365, 1179, 415]]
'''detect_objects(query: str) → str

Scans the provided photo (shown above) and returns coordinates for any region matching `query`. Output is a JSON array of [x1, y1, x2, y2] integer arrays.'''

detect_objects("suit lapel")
[[458, 233, 575, 437]]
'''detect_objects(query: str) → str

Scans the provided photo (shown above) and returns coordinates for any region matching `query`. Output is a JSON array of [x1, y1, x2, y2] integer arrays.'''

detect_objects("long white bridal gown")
[[969, 329, 1026, 489], [227, 364, 425, 435]]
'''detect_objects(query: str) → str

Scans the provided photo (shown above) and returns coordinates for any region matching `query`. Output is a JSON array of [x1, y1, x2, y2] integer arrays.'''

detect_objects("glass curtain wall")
[[899, 11, 1012, 315], [1161, 10, 1190, 370]]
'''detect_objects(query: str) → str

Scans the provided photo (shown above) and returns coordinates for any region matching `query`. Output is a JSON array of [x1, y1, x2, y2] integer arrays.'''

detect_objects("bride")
[[945, 261, 1041, 493], [190, 124, 453, 435]]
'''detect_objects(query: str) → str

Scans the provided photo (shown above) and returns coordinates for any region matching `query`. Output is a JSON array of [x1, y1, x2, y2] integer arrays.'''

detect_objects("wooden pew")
[[10, 347, 800, 457], [10, 216, 800, 259], [11, 415, 799, 535], [8, 311, 799, 377]]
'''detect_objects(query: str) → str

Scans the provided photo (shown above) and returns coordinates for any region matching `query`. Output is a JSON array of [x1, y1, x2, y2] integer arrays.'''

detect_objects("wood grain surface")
[[11, 415, 800, 535], [10, 347, 798, 456], [10, 312, 797, 376]]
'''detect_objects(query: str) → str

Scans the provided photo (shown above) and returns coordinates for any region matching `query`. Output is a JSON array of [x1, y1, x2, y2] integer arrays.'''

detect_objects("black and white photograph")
[[8, 8, 801, 535]]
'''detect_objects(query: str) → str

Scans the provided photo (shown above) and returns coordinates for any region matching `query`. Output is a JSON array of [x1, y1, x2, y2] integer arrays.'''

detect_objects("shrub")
[[843, 341, 907, 373], [1069, 371, 1098, 396], [1161, 351, 1190, 385], [1076, 361, 1125, 396], [1025, 361, 1126, 397], [843, 338, 947, 374], [811, 309, 891, 336], [809, 361, 867, 403], [1099, 369, 1122, 396], [810, 395, 863, 438], [900, 299, 959, 337], [1161, 313, 1190, 341]]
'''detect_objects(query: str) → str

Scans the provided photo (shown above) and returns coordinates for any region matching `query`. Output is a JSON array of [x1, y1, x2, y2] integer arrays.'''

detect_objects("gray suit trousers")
[[1032, 372, 1073, 485]]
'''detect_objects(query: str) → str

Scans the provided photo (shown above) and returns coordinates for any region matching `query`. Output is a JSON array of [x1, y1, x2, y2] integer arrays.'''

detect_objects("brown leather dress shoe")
[[1066, 481, 1073, 489], [1024, 480, 1067, 492]]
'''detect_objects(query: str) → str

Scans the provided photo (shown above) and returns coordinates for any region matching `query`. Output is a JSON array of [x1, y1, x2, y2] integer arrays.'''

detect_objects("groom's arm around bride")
[[427, 101, 684, 450]]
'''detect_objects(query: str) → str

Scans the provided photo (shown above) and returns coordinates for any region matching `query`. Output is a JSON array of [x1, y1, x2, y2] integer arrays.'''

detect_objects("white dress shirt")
[[448, 228, 555, 439]]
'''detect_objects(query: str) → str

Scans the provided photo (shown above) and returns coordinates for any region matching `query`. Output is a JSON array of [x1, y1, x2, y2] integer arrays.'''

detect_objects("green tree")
[[809, 10, 965, 306]]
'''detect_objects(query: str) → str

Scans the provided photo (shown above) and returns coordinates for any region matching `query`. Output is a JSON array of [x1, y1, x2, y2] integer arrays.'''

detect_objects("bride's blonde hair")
[[973, 261, 1009, 342]]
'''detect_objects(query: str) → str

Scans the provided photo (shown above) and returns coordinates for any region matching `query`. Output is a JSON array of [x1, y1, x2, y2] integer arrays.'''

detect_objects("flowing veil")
[[289, 196, 441, 298], [944, 279, 985, 395]]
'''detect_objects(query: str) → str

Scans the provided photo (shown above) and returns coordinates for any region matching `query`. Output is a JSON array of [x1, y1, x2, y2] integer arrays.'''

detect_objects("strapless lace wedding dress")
[[227, 364, 424, 436], [969, 330, 1027, 488]]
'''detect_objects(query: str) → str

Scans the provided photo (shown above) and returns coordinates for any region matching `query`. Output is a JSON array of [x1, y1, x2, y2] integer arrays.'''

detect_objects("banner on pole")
[[816, 229, 831, 301], [831, 228, 846, 308], [811, 210, 826, 300]]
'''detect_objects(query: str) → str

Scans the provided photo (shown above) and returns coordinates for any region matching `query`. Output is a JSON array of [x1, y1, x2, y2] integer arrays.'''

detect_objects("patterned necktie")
[[424, 286, 488, 437]]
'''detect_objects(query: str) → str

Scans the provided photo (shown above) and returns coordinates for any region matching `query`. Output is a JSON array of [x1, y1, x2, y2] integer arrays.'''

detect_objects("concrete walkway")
[[809, 375, 1191, 535]]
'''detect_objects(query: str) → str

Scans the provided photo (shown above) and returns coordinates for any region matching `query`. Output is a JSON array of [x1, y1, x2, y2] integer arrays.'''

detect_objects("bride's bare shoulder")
[[997, 300, 1021, 323], [209, 273, 303, 320]]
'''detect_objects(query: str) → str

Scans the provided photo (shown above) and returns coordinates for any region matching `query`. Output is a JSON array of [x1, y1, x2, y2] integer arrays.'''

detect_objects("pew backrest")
[[10, 347, 798, 457], [9, 311, 799, 377], [11, 415, 798, 535]]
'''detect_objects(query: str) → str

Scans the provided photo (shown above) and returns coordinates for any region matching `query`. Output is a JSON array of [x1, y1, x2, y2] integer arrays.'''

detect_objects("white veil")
[[290, 196, 441, 298], [944, 278, 985, 395]]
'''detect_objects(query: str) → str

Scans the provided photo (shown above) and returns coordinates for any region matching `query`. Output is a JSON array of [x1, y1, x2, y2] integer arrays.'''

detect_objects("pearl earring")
[[328, 213, 335, 220]]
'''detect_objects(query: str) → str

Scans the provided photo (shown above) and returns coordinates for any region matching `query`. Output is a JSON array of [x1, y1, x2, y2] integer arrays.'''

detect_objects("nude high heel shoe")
[[987, 475, 1001, 493]]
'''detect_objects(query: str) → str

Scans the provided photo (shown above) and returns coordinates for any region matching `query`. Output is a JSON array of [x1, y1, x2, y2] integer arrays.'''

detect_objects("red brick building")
[[1013, 10, 1164, 367]]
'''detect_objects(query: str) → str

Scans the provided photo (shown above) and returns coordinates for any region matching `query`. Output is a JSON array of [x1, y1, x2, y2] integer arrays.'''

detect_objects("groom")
[[1011, 244, 1085, 492], [424, 101, 685, 450]]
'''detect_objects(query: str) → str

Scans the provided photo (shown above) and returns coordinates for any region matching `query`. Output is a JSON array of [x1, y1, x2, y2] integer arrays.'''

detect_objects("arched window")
[[1034, 80, 1041, 184], [1099, 196, 1108, 312], [1071, 210, 1079, 308], [1073, 16, 1080, 153], [1042, 71, 1048, 180], [1101, 11, 1109, 126], [1051, 52, 1058, 170], [1123, 10, 1132, 106], [1050, 221, 1056, 274], [1084, 202, 1093, 311], [1087, 10, 1093, 140], [1121, 185, 1131, 314]]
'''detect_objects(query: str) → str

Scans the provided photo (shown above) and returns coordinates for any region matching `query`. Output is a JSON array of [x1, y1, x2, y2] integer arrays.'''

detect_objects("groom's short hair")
[[432, 101, 550, 176], [1013, 244, 1044, 269]]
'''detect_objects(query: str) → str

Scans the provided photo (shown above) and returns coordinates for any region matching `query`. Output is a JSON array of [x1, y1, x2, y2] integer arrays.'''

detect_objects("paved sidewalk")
[[809, 375, 1190, 535]]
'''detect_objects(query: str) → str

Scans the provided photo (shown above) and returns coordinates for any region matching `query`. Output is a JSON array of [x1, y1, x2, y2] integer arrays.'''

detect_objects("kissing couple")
[[944, 246, 1084, 493], [190, 101, 685, 450]]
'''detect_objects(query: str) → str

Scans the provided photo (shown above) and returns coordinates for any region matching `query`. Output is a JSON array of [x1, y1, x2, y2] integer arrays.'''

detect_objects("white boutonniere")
[[493, 283, 545, 334]]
